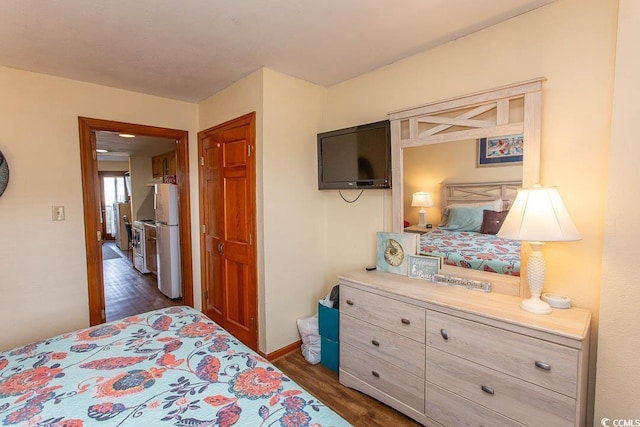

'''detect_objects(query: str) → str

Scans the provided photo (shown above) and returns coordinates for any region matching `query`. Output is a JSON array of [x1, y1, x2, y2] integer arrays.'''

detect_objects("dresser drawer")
[[340, 285, 425, 342], [341, 342, 425, 412], [341, 314, 425, 378], [426, 382, 525, 427], [426, 310, 578, 397], [426, 347, 575, 426]]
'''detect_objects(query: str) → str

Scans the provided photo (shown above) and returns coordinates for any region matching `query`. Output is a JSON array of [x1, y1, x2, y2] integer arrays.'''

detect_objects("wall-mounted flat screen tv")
[[317, 120, 391, 190]]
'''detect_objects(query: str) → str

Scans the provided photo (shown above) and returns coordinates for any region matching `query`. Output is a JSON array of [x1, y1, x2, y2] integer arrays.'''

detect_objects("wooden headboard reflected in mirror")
[[389, 79, 544, 297]]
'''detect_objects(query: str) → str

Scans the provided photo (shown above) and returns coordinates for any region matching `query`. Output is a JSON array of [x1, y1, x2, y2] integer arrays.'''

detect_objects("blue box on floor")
[[318, 302, 339, 341], [318, 302, 339, 372], [320, 336, 339, 372]]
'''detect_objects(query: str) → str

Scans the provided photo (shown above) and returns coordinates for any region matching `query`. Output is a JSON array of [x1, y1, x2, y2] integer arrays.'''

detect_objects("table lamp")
[[411, 192, 434, 227], [497, 185, 581, 314]]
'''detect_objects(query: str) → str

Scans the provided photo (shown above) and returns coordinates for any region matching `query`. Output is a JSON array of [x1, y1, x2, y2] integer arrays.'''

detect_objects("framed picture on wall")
[[477, 133, 523, 167]]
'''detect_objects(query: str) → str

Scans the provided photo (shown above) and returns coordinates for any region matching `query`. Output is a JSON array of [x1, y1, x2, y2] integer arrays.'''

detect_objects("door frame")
[[198, 112, 258, 350], [79, 117, 193, 325]]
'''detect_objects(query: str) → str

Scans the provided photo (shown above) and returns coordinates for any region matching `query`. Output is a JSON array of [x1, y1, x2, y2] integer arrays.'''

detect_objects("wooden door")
[[199, 112, 257, 350]]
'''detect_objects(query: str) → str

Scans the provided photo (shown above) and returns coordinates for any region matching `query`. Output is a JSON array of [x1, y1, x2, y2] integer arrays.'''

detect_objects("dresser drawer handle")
[[481, 385, 495, 395], [346, 299, 354, 306], [401, 318, 410, 325], [371, 339, 380, 347], [371, 371, 380, 378], [535, 361, 551, 371], [440, 329, 449, 340]]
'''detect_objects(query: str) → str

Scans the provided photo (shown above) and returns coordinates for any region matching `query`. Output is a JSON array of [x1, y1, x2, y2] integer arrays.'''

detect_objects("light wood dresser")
[[338, 270, 591, 427]]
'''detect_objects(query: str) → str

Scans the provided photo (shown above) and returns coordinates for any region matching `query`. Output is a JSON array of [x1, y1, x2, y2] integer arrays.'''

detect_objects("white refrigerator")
[[155, 183, 182, 299]]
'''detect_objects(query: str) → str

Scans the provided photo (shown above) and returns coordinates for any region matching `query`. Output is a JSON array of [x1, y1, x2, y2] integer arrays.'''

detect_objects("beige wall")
[[0, 0, 633, 420], [325, 0, 617, 319], [324, 1, 616, 422], [198, 69, 329, 353], [0, 66, 198, 350], [261, 69, 328, 352], [595, 0, 640, 422], [128, 156, 155, 221], [97, 160, 128, 171]]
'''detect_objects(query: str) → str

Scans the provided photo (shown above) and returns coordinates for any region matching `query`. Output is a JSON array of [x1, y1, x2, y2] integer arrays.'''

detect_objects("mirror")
[[389, 79, 544, 296], [403, 140, 523, 227]]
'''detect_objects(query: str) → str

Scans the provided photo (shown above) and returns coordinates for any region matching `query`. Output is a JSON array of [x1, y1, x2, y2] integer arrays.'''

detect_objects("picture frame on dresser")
[[376, 232, 418, 275], [408, 255, 441, 280]]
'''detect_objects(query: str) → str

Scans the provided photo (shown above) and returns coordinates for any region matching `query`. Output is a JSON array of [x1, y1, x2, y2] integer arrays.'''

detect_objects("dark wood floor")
[[103, 241, 182, 322], [273, 350, 423, 427]]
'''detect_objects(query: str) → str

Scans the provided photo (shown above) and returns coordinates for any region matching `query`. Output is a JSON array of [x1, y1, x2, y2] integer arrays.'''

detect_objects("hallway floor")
[[103, 241, 182, 322]]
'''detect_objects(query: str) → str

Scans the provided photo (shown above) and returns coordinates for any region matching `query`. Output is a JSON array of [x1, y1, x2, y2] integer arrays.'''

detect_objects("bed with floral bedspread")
[[0, 306, 350, 427], [419, 228, 521, 276]]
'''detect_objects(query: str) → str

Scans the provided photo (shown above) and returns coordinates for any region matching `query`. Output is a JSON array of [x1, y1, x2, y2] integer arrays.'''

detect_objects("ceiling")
[[0, 0, 554, 103], [96, 132, 176, 161]]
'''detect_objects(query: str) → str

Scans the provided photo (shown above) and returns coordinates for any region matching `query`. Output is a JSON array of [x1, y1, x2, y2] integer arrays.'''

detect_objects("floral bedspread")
[[0, 306, 350, 427], [419, 229, 521, 276]]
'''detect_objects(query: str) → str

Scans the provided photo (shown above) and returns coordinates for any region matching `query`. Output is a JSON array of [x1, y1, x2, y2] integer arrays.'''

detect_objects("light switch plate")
[[52, 205, 65, 221]]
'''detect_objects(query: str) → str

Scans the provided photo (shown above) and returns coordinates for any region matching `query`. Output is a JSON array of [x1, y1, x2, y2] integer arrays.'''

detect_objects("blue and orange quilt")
[[0, 306, 350, 427], [419, 229, 521, 276]]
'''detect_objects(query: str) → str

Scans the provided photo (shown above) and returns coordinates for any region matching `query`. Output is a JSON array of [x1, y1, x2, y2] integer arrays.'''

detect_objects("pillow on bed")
[[439, 205, 490, 232], [480, 209, 509, 235]]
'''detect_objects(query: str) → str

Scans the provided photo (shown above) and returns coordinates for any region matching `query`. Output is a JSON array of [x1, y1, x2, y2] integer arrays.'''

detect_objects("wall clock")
[[376, 232, 418, 275], [0, 150, 8, 198]]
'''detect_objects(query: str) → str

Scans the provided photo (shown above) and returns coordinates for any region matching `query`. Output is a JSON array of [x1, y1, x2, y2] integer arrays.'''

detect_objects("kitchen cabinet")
[[152, 151, 176, 179]]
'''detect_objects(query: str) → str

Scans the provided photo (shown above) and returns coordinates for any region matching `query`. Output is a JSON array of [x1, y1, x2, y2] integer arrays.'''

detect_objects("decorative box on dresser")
[[338, 270, 591, 427]]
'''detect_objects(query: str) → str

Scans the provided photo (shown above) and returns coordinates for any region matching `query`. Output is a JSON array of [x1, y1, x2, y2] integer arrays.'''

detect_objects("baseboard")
[[260, 340, 302, 362]]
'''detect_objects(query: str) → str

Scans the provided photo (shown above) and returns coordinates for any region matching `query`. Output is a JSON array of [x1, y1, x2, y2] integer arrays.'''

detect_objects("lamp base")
[[417, 211, 427, 228], [520, 296, 552, 314], [521, 242, 552, 315]]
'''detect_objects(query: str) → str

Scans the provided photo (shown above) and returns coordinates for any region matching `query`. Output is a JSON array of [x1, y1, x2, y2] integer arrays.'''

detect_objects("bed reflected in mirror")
[[403, 141, 523, 278]]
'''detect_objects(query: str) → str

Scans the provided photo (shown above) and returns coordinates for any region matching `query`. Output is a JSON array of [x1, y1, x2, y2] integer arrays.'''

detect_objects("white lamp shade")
[[411, 192, 434, 208], [497, 186, 581, 242]]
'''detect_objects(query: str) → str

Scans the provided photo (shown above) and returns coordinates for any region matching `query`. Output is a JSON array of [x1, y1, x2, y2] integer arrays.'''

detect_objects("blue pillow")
[[439, 205, 490, 232]]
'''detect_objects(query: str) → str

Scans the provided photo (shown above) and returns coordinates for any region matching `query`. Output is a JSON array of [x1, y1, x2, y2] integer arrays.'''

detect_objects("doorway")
[[79, 117, 193, 325], [99, 172, 128, 240], [97, 143, 180, 321]]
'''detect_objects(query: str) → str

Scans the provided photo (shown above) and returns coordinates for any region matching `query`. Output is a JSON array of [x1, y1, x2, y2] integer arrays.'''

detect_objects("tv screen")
[[317, 120, 391, 190]]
